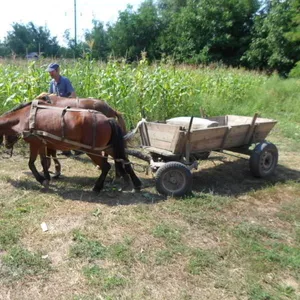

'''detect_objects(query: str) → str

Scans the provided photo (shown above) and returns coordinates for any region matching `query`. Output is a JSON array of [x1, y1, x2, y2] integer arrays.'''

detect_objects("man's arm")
[[65, 77, 76, 98]]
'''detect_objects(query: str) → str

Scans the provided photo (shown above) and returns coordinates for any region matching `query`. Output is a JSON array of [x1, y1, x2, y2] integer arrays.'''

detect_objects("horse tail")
[[108, 119, 127, 160], [114, 110, 127, 134]]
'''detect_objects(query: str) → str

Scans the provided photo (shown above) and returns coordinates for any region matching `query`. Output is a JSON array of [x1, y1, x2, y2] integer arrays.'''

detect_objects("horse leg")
[[52, 156, 61, 179], [124, 162, 142, 191], [48, 148, 61, 178], [115, 160, 142, 191], [28, 144, 49, 188], [87, 154, 111, 192]]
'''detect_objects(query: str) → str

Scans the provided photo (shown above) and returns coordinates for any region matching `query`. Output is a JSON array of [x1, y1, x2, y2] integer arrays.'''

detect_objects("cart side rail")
[[139, 122, 185, 154]]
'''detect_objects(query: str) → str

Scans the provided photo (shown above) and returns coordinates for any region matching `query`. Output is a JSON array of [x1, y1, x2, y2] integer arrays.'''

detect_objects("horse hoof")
[[42, 180, 49, 189], [92, 187, 101, 193]]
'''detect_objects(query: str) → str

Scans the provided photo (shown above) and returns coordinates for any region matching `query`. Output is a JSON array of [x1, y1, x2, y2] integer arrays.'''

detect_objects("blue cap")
[[46, 63, 59, 72]]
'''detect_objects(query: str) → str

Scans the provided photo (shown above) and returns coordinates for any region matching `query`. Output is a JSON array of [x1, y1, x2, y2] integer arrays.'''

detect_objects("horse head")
[[35, 92, 58, 103]]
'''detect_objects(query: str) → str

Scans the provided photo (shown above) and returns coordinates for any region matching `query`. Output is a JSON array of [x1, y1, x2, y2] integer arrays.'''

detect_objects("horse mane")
[[1, 101, 32, 116]]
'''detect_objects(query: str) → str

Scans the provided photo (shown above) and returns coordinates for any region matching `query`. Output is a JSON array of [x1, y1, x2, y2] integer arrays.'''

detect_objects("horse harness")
[[22, 100, 111, 152]]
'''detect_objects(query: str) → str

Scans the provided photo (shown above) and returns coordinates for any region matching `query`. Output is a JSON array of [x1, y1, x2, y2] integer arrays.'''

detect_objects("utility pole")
[[74, 0, 77, 48]]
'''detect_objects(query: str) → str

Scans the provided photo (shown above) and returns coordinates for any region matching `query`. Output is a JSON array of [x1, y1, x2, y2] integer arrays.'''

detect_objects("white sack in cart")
[[166, 117, 218, 129]]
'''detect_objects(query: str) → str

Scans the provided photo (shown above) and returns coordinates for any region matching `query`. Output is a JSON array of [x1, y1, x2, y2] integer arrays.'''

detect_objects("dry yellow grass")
[[0, 131, 299, 300]]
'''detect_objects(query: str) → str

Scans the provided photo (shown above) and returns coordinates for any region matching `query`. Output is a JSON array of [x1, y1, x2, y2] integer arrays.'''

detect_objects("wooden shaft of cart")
[[185, 116, 194, 164]]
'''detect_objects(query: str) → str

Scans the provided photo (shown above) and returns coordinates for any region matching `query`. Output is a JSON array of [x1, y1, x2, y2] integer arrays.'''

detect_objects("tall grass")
[[0, 57, 299, 138]]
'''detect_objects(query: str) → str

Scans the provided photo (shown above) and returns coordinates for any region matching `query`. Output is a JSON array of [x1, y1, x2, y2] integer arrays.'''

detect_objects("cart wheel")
[[155, 162, 193, 197], [249, 142, 278, 177]]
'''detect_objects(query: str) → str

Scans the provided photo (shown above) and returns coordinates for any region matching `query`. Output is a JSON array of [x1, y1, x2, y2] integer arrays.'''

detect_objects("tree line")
[[1, 0, 300, 75]]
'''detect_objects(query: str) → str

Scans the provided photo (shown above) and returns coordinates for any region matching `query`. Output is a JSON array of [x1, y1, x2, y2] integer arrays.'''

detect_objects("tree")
[[107, 1, 160, 61], [242, 0, 300, 75], [5, 22, 60, 57], [84, 20, 109, 60], [285, 0, 300, 42], [157, 0, 259, 65], [0, 42, 10, 57]]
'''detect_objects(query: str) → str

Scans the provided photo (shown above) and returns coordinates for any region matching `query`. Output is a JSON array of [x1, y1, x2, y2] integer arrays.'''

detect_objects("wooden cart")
[[137, 114, 278, 196]]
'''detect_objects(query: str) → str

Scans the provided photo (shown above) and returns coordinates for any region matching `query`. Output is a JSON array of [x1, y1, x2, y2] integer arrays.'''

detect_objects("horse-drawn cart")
[[133, 114, 278, 196]]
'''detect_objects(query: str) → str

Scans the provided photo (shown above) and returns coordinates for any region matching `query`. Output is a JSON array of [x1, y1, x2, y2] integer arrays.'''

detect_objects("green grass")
[[187, 248, 218, 275], [70, 230, 107, 260], [82, 265, 127, 290], [0, 246, 52, 281], [0, 221, 20, 250]]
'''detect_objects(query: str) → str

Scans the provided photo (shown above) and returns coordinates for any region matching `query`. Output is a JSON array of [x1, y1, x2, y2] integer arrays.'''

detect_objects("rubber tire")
[[155, 161, 193, 197], [249, 142, 278, 178]]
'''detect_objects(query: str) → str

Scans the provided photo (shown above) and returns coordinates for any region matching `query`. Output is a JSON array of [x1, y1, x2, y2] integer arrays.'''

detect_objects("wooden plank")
[[170, 129, 185, 154], [253, 122, 277, 142], [222, 125, 250, 148], [140, 122, 150, 146], [173, 131, 186, 154], [243, 113, 258, 145], [189, 127, 228, 152], [145, 122, 183, 151], [140, 117, 277, 154], [146, 122, 182, 133], [189, 125, 252, 151]]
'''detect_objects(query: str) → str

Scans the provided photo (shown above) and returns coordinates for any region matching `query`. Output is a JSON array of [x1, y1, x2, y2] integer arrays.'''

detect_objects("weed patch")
[[0, 246, 52, 281], [82, 265, 127, 290], [69, 230, 107, 260]]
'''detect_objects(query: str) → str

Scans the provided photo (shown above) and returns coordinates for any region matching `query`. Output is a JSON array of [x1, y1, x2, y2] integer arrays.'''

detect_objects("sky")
[[0, 0, 143, 45]]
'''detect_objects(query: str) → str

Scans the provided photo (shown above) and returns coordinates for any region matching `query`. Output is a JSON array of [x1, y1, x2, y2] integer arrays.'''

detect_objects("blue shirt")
[[49, 76, 75, 97]]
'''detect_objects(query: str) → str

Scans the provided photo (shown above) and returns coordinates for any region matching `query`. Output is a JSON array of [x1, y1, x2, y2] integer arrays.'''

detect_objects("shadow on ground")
[[7, 171, 161, 206], [191, 155, 300, 196], [5, 151, 300, 204]]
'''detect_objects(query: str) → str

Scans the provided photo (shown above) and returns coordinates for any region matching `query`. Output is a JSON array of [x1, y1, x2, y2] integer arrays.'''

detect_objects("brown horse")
[[34, 93, 127, 177], [36, 93, 127, 133], [0, 100, 142, 192]]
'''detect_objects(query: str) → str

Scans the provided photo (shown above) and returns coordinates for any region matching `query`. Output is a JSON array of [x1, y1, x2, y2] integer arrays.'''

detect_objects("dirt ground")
[[0, 131, 299, 300]]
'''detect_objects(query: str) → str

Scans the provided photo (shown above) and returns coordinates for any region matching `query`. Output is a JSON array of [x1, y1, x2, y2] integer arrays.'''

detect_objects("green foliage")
[[242, 0, 300, 75], [187, 248, 217, 274], [108, 241, 134, 264], [83, 265, 127, 290], [1, 1, 299, 73], [0, 58, 299, 142], [84, 21, 109, 60], [0, 221, 20, 250], [157, 0, 260, 65], [1, 246, 52, 279], [70, 230, 107, 260], [107, 1, 160, 62], [234, 222, 300, 275], [289, 60, 300, 78], [152, 223, 182, 245], [5, 22, 60, 57]]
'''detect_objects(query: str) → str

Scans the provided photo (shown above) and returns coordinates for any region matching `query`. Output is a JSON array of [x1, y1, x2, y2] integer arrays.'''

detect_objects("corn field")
[[0, 57, 299, 137]]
